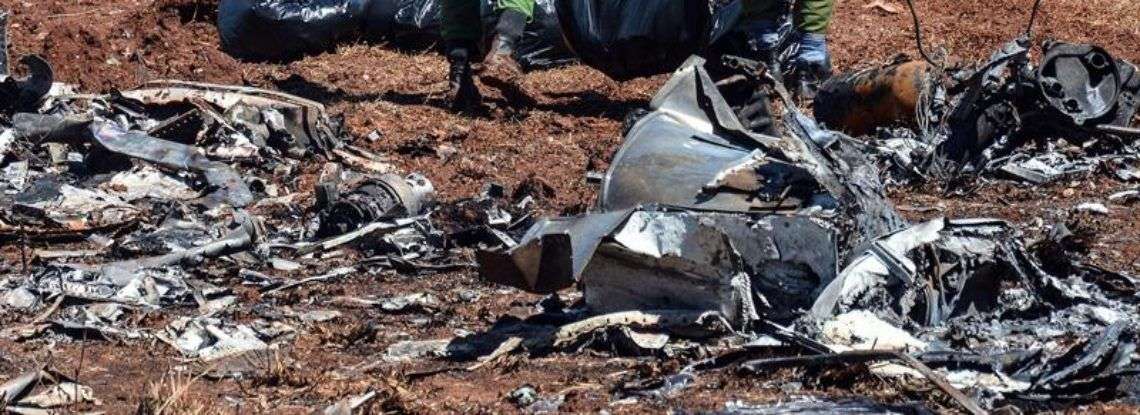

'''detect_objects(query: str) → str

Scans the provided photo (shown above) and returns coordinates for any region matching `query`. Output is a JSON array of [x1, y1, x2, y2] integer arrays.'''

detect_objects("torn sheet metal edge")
[[476, 209, 635, 294], [810, 218, 947, 318], [119, 80, 329, 114], [600, 56, 793, 212], [581, 212, 759, 325], [647, 56, 776, 144], [119, 79, 340, 154], [90, 121, 254, 207], [599, 55, 905, 253], [582, 210, 840, 325], [478, 205, 841, 325]]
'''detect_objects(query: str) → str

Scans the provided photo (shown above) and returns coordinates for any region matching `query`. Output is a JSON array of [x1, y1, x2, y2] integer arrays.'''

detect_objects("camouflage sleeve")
[[795, 0, 834, 34]]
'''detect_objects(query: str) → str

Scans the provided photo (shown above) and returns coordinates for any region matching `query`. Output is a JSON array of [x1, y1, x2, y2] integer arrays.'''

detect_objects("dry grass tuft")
[[136, 370, 216, 415]]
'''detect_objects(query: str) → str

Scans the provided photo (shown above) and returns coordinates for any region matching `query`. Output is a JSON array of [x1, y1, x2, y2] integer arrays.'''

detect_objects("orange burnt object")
[[813, 60, 931, 136]]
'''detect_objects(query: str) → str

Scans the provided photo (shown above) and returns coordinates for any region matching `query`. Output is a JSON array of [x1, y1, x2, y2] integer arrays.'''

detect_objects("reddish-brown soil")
[[1, 0, 1139, 413]]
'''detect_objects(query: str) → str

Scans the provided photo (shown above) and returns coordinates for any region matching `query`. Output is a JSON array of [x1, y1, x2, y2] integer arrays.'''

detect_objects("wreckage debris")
[[1, 369, 99, 413], [467, 56, 1140, 411], [5, 4, 1140, 412], [480, 57, 905, 320], [816, 38, 1140, 185], [0, 44, 529, 386], [315, 173, 435, 237]]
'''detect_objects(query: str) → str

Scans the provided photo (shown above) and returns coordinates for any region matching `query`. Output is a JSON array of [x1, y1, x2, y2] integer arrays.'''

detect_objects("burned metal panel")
[[482, 56, 904, 306], [119, 80, 341, 154], [476, 209, 635, 294], [89, 121, 254, 207], [581, 215, 755, 324], [582, 210, 839, 324], [600, 56, 794, 212], [602, 57, 906, 255], [601, 115, 785, 212]]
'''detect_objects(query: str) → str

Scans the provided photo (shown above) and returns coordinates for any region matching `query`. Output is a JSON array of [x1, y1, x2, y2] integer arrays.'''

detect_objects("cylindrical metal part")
[[813, 60, 930, 136], [316, 173, 435, 237]]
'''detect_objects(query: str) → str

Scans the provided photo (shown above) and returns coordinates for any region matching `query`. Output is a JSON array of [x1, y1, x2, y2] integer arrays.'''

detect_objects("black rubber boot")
[[478, 10, 535, 105], [445, 40, 480, 111]]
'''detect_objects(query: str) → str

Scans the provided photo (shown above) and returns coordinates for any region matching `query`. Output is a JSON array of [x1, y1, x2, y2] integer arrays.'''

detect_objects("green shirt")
[[743, 0, 834, 34]]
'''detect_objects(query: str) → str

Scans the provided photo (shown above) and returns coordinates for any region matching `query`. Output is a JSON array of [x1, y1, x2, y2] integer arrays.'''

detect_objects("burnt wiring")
[[1025, 0, 1044, 38], [902, 0, 942, 70]]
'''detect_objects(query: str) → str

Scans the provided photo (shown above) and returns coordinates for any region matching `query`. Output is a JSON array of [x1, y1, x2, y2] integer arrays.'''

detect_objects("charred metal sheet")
[[0, 55, 53, 116], [480, 56, 904, 313], [11, 184, 140, 232], [11, 112, 92, 143], [477, 209, 635, 294], [602, 57, 905, 251], [90, 121, 254, 207], [146, 108, 208, 144], [479, 206, 840, 325], [581, 209, 839, 324], [600, 57, 795, 213], [119, 80, 341, 154], [806, 217, 1140, 406]]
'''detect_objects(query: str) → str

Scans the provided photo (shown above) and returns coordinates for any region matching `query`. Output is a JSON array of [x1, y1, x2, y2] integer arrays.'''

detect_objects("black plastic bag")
[[362, 0, 440, 38], [556, 0, 742, 80], [365, 0, 571, 70], [218, 0, 370, 61], [220, 0, 573, 69]]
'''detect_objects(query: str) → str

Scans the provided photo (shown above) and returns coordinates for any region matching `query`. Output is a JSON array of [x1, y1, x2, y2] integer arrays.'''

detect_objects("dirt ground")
[[1, 0, 1139, 413]]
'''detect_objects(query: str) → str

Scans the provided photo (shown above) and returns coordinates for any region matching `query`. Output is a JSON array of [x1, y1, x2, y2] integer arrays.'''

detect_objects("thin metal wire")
[[903, 0, 941, 70], [1025, 0, 1045, 38]]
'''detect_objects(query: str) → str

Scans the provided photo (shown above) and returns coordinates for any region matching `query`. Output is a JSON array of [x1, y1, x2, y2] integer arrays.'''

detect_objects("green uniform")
[[743, 0, 834, 34], [441, 0, 535, 42]]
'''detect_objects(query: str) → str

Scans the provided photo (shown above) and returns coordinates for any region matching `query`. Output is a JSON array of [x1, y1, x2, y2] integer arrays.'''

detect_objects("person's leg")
[[742, 0, 785, 24], [441, 0, 482, 45], [738, 0, 787, 62], [441, 0, 482, 110], [480, 0, 537, 104], [495, 0, 535, 20], [793, 0, 833, 78], [483, 0, 534, 66], [794, 0, 834, 35]]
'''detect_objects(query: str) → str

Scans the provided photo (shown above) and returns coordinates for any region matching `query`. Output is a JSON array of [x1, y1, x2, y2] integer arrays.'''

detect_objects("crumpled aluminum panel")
[[583, 209, 839, 324], [477, 57, 904, 324]]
